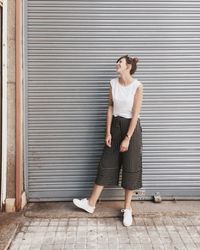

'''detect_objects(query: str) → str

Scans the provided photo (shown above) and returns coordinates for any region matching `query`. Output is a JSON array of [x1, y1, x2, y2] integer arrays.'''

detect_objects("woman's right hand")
[[105, 133, 112, 147]]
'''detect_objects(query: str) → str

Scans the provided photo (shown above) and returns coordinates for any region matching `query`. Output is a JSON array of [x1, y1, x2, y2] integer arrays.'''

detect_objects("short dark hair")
[[116, 55, 139, 75]]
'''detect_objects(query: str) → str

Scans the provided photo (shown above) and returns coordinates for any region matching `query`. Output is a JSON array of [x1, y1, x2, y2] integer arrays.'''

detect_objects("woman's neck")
[[118, 74, 134, 86]]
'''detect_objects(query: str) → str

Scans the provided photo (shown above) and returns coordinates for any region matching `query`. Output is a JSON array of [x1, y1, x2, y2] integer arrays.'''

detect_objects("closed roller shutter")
[[24, 0, 200, 201]]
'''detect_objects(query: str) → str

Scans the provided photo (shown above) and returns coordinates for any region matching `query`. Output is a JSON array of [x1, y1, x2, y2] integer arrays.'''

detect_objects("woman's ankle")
[[88, 198, 96, 207], [124, 205, 132, 210]]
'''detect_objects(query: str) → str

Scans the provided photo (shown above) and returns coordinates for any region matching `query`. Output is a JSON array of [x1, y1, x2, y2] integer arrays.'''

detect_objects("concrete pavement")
[[8, 215, 200, 250], [1, 201, 200, 250]]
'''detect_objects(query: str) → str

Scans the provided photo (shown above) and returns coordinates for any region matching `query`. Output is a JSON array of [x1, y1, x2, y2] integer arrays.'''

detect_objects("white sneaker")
[[73, 198, 95, 214], [121, 208, 133, 227]]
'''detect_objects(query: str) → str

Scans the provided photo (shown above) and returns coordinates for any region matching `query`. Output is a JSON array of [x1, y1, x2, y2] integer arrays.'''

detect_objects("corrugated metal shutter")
[[25, 0, 200, 201]]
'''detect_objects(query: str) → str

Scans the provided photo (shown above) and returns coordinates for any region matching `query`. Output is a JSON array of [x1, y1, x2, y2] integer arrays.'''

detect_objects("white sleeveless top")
[[110, 77, 142, 119]]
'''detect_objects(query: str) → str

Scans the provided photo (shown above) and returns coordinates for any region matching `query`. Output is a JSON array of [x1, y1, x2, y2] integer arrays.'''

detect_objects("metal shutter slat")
[[25, 0, 200, 201]]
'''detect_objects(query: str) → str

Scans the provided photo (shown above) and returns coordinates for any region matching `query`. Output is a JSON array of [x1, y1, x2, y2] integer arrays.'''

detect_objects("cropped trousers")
[[95, 115, 143, 190]]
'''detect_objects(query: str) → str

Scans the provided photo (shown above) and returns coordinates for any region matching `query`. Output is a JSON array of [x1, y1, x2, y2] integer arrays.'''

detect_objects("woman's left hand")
[[120, 137, 130, 152]]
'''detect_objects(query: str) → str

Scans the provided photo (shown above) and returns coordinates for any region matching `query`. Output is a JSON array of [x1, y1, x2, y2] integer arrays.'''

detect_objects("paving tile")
[[8, 216, 200, 250]]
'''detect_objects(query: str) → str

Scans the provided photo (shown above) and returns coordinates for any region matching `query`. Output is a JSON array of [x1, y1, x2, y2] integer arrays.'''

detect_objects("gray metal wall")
[[24, 0, 200, 201]]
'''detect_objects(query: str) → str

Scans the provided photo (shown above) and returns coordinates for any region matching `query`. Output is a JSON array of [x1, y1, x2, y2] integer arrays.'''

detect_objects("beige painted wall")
[[6, 0, 16, 198]]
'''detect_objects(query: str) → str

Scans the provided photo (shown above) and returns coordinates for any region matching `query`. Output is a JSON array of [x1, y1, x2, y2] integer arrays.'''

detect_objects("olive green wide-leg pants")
[[95, 115, 143, 190]]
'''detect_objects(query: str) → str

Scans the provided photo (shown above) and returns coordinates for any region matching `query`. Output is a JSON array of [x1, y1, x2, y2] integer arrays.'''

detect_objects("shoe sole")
[[123, 222, 132, 227]]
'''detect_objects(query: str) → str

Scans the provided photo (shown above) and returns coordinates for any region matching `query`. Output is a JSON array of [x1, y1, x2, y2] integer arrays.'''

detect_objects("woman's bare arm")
[[127, 83, 143, 138], [106, 85, 113, 135]]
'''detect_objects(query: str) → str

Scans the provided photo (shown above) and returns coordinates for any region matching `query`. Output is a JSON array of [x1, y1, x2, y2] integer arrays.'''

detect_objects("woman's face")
[[115, 57, 129, 74]]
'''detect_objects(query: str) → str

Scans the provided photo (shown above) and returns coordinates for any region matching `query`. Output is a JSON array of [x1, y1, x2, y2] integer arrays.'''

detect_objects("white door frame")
[[1, 0, 8, 211]]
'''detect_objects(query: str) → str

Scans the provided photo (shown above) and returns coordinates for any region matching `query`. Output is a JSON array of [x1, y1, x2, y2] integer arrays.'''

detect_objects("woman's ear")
[[126, 63, 132, 73]]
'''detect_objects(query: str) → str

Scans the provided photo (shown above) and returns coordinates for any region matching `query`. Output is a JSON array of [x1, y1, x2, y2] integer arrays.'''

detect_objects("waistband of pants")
[[112, 115, 140, 121]]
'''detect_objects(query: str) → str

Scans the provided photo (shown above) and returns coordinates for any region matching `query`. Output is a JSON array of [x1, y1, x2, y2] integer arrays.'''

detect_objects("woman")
[[73, 55, 143, 227]]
